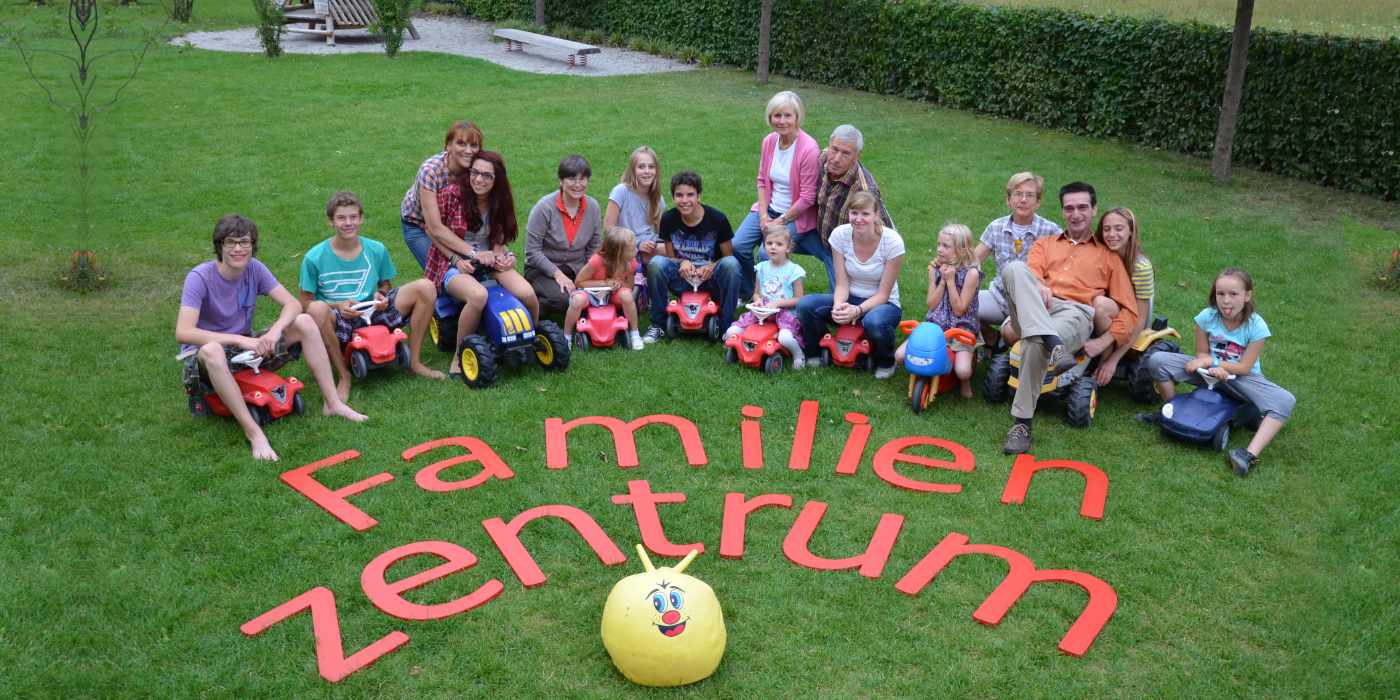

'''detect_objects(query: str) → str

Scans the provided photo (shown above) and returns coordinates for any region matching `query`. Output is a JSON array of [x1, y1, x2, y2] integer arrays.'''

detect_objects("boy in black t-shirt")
[[643, 171, 741, 342]]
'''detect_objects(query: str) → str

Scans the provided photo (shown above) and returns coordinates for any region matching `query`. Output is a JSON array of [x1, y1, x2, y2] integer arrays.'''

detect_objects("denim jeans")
[[732, 209, 833, 299], [795, 292, 903, 368], [646, 255, 741, 331], [402, 219, 431, 270]]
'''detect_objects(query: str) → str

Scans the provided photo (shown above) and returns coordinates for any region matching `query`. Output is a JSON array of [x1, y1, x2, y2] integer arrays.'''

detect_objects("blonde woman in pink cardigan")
[[732, 90, 833, 302]]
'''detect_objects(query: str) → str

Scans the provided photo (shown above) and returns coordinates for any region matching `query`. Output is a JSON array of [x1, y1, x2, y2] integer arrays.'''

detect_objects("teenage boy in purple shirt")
[[176, 214, 366, 462]]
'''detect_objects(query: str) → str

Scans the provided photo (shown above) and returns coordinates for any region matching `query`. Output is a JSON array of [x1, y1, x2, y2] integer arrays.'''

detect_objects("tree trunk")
[[757, 0, 771, 82], [534, 0, 544, 26], [1211, 0, 1254, 184]]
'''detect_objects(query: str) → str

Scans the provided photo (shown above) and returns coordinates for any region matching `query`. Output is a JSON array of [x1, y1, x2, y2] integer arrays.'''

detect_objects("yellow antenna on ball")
[[635, 544, 655, 573], [674, 549, 699, 575]]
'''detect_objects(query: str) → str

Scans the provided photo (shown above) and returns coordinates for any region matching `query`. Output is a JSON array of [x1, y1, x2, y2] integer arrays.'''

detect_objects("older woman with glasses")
[[525, 155, 603, 317]]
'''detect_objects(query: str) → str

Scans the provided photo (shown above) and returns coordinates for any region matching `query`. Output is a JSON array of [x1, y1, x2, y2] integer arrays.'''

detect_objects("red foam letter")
[[544, 414, 707, 469], [403, 437, 515, 492], [240, 586, 409, 683], [361, 540, 504, 621], [281, 450, 393, 531], [740, 404, 764, 469], [718, 492, 793, 559], [872, 436, 975, 493], [782, 500, 905, 578], [481, 505, 627, 587], [834, 412, 871, 476], [611, 480, 703, 557], [787, 400, 819, 471], [894, 532, 1118, 657], [1000, 454, 1108, 520]]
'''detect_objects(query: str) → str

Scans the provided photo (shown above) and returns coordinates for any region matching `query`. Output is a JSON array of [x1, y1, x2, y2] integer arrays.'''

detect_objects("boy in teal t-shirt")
[[300, 191, 444, 400]]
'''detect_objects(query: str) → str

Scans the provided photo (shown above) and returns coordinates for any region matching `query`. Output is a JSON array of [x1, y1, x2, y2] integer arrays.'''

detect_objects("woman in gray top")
[[526, 155, 603, 315]]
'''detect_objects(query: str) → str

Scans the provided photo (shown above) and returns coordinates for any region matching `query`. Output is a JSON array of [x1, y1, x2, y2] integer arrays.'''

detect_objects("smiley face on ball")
[[648, 581, 689, 637]]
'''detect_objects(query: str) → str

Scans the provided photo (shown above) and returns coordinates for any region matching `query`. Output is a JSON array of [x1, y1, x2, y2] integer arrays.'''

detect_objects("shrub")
[[626, 36, 645, 52], [251, 0, 284, 57], [492, 0, 1398, 199], [608, 31, 623, 46], [372, 0, 412, 57], [169, 0, 194, 22], [582, 28, 606, 45], [678, 46, 698, 63], [421, 2, 460, 16], [698, 50, 715, 66]]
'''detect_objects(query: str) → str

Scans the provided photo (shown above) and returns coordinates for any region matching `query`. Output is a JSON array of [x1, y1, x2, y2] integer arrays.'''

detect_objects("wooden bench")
[[492, 28, 600, 67], [282, 0, 419, 46]]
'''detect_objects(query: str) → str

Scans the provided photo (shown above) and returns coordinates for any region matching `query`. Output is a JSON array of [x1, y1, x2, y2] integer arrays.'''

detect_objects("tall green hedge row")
[[460, 0, 1398, 199]]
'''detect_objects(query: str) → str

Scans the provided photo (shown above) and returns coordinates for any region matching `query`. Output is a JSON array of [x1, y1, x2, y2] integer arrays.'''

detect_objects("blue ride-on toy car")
[[1156, 368, 1262, 451], [436, 286, 569, 388]]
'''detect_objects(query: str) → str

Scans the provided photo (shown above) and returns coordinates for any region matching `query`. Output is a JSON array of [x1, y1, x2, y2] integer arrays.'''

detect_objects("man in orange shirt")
[[1000, 182, 1138, 454]]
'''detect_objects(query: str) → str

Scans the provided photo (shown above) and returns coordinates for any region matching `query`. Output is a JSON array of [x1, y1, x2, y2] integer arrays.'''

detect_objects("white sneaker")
[[629, 330, 644, 351], [873, 363, 896, 380], [791, 357, 806, 370]]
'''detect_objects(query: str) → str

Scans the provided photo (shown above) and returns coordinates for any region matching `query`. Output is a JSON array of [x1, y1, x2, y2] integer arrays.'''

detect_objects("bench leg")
[[567, 53, 587, 68], [407, 20, 420, 40], [326, 15, 335, 46]]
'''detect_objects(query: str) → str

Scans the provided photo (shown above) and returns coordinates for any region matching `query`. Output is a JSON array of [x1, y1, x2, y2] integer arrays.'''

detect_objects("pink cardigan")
[[751, 129, 820, 233]]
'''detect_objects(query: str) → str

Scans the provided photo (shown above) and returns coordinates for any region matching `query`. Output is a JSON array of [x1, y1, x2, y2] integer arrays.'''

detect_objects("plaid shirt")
[[816, 153, 893, 246], [399, 152, 453, 225], [423, 182, 470, 286], [980, 213, 1062, 299]]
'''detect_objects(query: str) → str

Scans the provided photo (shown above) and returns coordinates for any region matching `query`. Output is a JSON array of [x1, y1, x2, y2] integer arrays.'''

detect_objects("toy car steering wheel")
[[582, 286, 614, 307], [745, 305, 780, 323], [349, 300, 378, 323], [1195, 367, 1236, 389], [229, 350, 265, 372]]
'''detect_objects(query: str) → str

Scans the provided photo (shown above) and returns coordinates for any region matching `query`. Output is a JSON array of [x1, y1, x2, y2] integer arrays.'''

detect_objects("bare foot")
[[324, 402, 368, 422], [249, 434, 279, 461], [411, 362, 446, 380], [960, 384, 974, 399], [336, 376, 353, 402]]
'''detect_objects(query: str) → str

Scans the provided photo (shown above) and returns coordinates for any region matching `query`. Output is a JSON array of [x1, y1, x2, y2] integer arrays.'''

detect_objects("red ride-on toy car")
[[188, 350, 305, 426], [898, 320, 978, 413], [574, 287, 630, 351], [724, 306, 790, 374], [665, 275, 721, 341], [818, 322, 873, 372], [343, 300, 411, 378]]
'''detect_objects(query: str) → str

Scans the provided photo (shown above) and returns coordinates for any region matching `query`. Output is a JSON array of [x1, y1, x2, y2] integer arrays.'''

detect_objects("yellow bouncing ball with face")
[[600, 546, 726, 687]]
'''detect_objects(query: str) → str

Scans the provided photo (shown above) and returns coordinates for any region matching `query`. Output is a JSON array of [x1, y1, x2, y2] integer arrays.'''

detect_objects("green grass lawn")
[[971, 0, 1400, 39], [3, 1, 1399, 696]]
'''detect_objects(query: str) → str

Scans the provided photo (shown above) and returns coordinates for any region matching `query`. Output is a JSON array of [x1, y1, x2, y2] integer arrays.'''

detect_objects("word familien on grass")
[[240, 400, 1116, 683]]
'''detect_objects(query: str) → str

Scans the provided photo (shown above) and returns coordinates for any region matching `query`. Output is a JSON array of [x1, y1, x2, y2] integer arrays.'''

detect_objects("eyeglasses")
[[222, 238, 253, 250], [468, 169, 496, 181], [1010, 191, 1039, 201]]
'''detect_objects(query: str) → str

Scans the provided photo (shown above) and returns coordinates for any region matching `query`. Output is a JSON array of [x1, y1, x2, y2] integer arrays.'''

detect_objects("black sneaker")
[[1228, 448, 1257, 477], [1003, 423, 1033, 454], [642, 326, 666, 344], [1134, 411, 1161, 425]]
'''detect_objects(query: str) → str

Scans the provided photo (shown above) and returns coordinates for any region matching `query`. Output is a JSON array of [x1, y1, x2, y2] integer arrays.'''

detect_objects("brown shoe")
[[1003, 422, 1033, 454]]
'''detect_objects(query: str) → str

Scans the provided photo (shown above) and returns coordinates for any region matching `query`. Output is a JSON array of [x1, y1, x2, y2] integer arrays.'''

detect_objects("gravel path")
[[172, 16, 698, 76]]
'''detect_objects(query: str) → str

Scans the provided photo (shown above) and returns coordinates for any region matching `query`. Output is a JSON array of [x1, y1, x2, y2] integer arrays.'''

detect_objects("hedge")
[[459, 0, 1398, 199]]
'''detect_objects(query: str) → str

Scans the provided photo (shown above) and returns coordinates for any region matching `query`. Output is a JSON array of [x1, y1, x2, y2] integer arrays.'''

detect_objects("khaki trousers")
[[1001, 261, 1094, 419]]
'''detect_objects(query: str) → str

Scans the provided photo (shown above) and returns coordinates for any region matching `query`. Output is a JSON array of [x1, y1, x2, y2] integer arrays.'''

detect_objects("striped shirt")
[[980, 213, 1062, 299], [1131, 256, 1154, 301], [816, 155, 893, 245]]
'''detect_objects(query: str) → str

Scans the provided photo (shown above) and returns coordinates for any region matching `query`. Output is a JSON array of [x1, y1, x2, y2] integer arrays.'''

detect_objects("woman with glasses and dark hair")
[[525, 155, 603, 316], [425, 151, 539, 375]]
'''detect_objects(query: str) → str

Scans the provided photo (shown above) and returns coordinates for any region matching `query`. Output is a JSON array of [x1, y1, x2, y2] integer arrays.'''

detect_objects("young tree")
[[1210, 0, 1255, 184], [757, 0, 771, 83]]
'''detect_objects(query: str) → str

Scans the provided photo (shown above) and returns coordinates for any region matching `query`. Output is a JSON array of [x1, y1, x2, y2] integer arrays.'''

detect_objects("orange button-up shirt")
[[1027, 233, 1139, 345]]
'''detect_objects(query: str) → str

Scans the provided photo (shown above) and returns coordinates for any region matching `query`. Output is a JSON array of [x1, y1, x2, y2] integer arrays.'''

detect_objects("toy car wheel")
[[763, 354, 783, 375], [535, 320, 571, 371], [434, 315, 459, 354], [188, 396, 210, 418], [1212, 423, 1230, 452], [395, 341, 411, 369], [1129, 339, 1179, 403], [292, 394, 305, 417], [350, 350, 370, 379], [250, 405, 271, 426], [573, 332, 591, 353], [724, 346, 738, 364], [1065, 375, 1098, 428], [820, 348, 832, 367], [854, 354, 871, 372], [705, 316, 721, 343], [457, 335, 497, 389], [665, 315, 679, 340], [983, 352, 1011, 403], [911, 376, 932, 414]]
